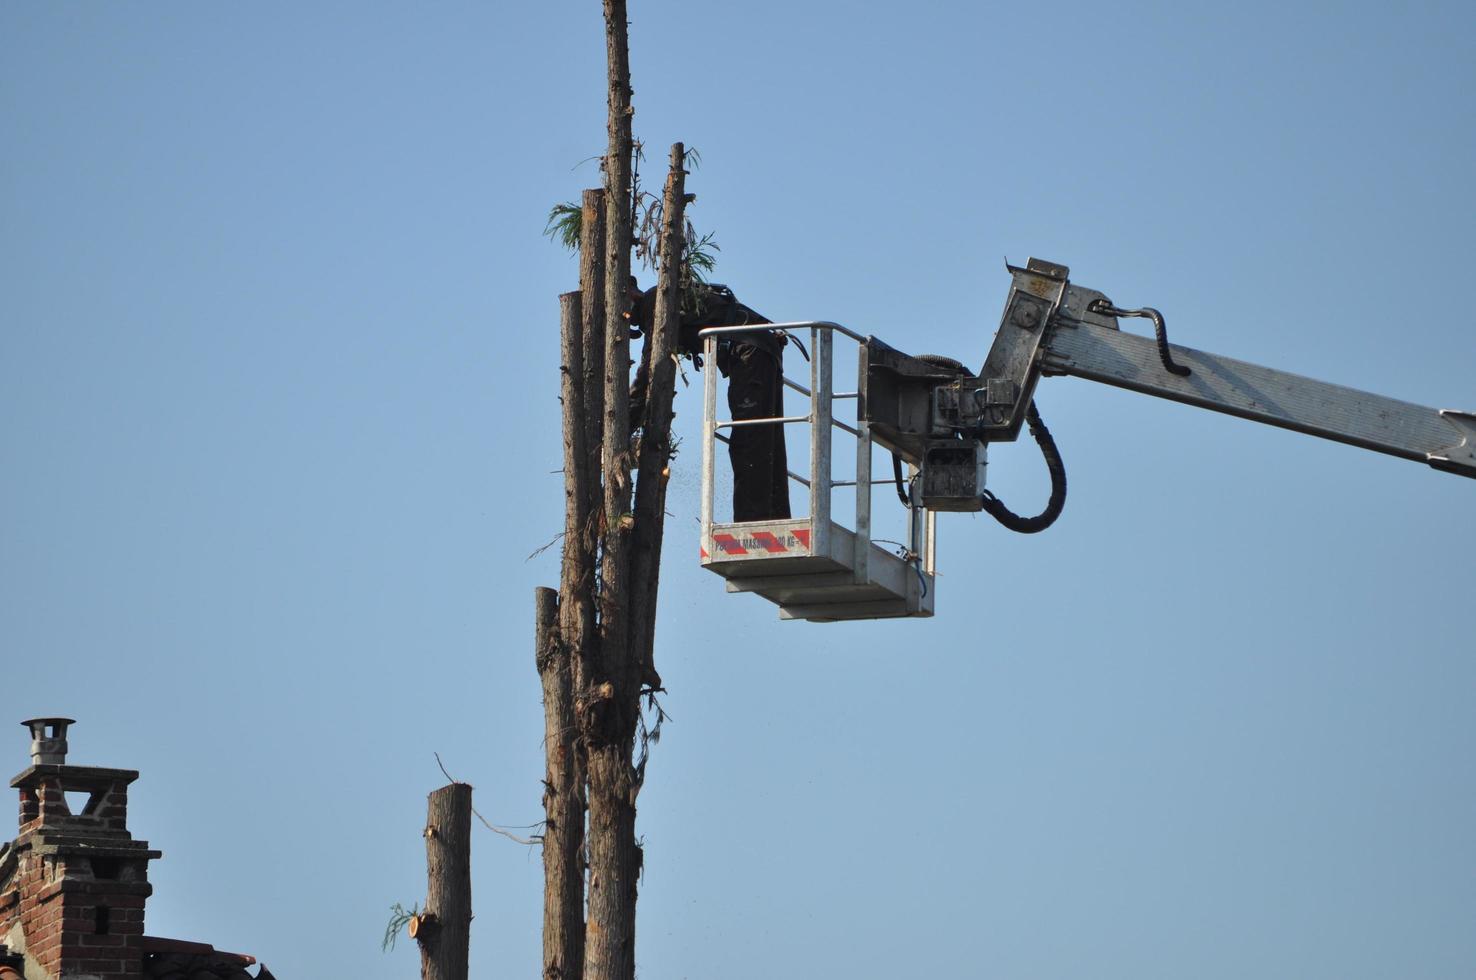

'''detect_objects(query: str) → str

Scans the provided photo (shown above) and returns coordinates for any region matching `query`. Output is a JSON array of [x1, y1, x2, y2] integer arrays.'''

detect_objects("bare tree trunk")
[[584, 4, 640, 978], [574, 192, 607, 701], [580, 187, 608, 518], [418, 783, 472, 980], [582, 146, 688, 980], [596, 0, 635, 693], [581, 747, 638, 980], [628, 143, 688, 687], [536, 587, 583, 980], [558, 291, 597, 682], [541, 244, 606, 978]]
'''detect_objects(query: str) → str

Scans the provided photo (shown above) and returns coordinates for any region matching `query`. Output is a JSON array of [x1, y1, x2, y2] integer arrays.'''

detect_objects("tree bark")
[[419, 782, 472, 980], [558, 288, 598, 715], [536, 587, 583, 980], [580, 186, 608, 523], [574, 193, 607, 701], [584, 4, 640, 979], [628, 143, 688, 688], [597, 0, 635, 696], [582, 746, 638, 980], [558, 291, 596, 658]]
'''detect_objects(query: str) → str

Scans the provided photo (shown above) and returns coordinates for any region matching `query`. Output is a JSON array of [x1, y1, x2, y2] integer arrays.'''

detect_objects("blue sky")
[[3, 2, 1473, 978]]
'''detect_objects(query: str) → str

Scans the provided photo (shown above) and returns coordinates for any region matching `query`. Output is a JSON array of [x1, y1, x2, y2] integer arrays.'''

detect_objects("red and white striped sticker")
[[701, 527, 811, 558]]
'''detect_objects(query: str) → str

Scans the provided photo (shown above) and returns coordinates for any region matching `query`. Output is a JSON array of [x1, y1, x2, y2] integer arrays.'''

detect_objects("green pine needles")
[[544, 144, 720, 306]]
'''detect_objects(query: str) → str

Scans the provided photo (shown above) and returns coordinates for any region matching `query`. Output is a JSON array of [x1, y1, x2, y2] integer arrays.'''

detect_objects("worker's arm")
[[626, 286, 658, 338]]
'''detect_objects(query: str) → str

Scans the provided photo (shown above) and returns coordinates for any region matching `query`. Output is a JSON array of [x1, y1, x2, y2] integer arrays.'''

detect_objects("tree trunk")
[[584, 4, 640, 979], [582, 747, 638, 980], [536, 587, 583, 980], [628, 143, 688, 687], [581, 145, 686, 980], [558, 291, 597, 683], [418, 782, 472, 980], [596, 0, 635, 695], [574, 193, 607, 701], [580, 186, 608, 522], [540, 200, 618, 976]]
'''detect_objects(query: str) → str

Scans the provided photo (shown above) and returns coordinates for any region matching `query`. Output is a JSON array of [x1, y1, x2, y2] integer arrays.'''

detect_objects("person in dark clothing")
[[628, 281, 791, 522]]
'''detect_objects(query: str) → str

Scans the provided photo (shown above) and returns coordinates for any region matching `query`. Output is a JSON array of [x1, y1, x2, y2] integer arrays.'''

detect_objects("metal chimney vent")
[[22, 717, 75, 766]]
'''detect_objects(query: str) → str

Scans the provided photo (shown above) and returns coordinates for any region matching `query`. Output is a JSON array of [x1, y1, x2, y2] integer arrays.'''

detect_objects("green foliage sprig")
[[381, 902, 419, 953], [545, 145, 720, 310], [543, 202, 583, 251]]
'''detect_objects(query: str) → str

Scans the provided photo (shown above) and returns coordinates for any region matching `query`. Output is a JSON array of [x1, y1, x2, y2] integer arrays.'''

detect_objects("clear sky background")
[[3, 3, 1473, 978]]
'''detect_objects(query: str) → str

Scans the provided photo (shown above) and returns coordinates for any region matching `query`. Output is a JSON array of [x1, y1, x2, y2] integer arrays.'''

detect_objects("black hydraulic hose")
[[1138, 306, 1191, 377], [1088, 299, 1191, 377], [891, 453, 910, 507], [979, 401, 1067, 534]]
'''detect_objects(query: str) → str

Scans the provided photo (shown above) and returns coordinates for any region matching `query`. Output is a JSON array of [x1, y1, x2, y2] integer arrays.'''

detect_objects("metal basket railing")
[[699, 321, 936, 584]]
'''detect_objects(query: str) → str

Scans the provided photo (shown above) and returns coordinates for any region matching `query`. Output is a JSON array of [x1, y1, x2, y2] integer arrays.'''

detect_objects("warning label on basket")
[[708, 527, 812, 557]]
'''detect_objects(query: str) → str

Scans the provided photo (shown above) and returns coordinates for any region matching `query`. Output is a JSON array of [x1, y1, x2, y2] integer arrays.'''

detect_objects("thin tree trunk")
[[575, 192, 607, 699], [597, 0, 635, 693], [418, 782, 472, 980], [585, 3, 640, 978], [558, 291, 596, 672], [580, 187, 608, 523], [536, 586, 583, 980], [628, 143, 688, 687], [557, 286, 598, 724]]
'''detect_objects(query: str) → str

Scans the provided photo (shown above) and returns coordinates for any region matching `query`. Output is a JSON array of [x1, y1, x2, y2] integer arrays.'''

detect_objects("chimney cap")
[[21, 718, 76, 766]]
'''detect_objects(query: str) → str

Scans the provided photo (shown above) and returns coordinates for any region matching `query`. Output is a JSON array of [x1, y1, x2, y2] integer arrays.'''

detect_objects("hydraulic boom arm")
[[1041, 309, 1476, 476], [862, 258, 1473, 518]]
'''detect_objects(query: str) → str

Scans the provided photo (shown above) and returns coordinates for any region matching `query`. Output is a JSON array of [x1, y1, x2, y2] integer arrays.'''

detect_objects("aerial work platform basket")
[[698, 257, 1476, 621], [699, 322, 936, 622]]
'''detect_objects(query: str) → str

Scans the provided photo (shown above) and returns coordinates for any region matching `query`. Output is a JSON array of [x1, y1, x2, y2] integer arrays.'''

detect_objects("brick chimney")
[[1, 719, 160, 980]]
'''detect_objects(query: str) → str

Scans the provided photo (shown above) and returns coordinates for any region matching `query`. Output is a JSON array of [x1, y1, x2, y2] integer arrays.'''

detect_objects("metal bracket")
[[972, 258, 1070, 442], [1427, 410, 1476, 477]]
